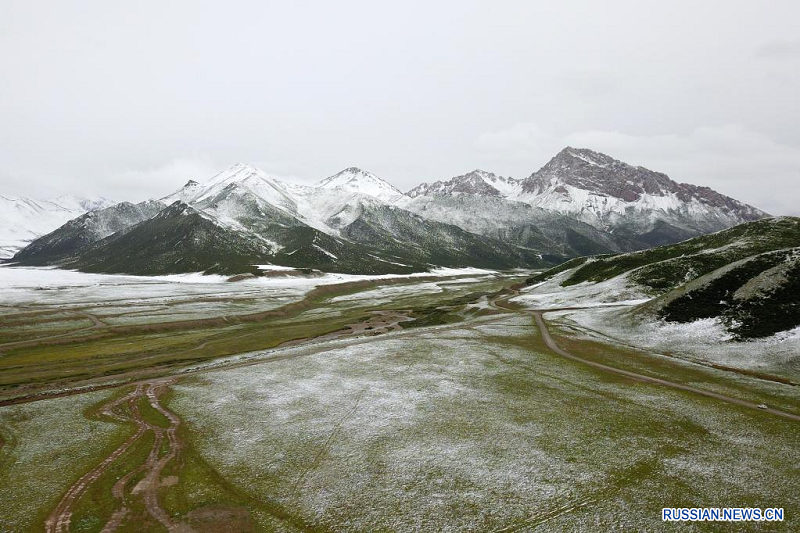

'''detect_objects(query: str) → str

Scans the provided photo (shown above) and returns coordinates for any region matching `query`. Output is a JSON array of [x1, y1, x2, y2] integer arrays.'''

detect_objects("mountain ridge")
[[8, 148, 772, 275]]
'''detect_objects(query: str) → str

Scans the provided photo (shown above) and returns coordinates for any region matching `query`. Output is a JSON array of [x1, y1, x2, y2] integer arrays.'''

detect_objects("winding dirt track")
[[44, 379, 193, 533], [531, 311, 800, 422]]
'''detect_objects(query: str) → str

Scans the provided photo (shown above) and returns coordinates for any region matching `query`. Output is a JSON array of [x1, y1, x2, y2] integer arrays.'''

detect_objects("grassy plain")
[[0, 269, 797, 531]]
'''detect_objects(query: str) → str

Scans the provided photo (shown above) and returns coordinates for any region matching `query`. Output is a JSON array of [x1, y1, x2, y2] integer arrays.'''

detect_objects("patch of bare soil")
[[186, 506, 255, 532]]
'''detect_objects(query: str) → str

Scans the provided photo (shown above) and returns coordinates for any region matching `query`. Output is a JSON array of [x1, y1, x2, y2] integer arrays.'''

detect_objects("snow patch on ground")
[[512, 267, 648, 309], [312, 244, 338, 259], [516, 263, 799, 378], [255, 264, 299, 271], [330, 282, 443, 303], [557, 306, 800, 380]]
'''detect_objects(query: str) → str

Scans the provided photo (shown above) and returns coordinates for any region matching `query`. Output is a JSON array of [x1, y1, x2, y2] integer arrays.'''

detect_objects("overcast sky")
[[1, 1, 798, 214]]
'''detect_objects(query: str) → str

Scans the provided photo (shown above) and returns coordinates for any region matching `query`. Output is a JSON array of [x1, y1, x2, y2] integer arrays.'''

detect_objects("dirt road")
[[531, 311, 800, 421], [487, 288, 800, 422], [44, 379, 193, 533]]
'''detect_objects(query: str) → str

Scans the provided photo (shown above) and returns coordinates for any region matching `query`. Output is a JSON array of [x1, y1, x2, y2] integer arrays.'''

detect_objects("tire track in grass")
[[488, 288, 800, 422], [290, 388, 368, 494], [45, 379, 193, 533], [45, 386, 147, 533]]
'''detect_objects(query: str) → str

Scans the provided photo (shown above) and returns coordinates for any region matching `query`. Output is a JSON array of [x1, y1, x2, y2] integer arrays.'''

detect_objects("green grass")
[[403, 291, 491, 328], [69, 431, 157, 532], [137, 395, 171, 429], [0, 389, 133, 532], [0, 275, 519, 401]]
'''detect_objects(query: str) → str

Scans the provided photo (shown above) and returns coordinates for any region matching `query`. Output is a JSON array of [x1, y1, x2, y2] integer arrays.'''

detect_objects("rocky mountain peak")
[[406, 169, 520, 198], [518, 147, 768, 224], [551, 147, 616, 167], [522, 147, 679, 201]]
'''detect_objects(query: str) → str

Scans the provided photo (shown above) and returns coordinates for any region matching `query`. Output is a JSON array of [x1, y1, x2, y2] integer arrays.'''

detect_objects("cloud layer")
[[1, 1, 798, 214]]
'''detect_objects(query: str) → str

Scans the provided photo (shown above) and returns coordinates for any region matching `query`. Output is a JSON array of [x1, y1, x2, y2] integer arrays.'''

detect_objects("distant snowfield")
[[0, 264, 498, 306], [0, 195, 114, 259], [0, 264, 503, 329]]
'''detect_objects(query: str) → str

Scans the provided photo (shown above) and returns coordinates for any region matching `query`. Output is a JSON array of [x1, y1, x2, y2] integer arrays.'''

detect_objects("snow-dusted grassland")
[[514, 267, 800, 381], [0, 390, 125, 531], [0, 263, 796, 530], [0, 265, 496, 329], [170, 315, 799, 531]]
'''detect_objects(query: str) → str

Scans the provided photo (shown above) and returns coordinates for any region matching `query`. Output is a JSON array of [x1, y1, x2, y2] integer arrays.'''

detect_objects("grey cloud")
[[755, 40, 800, 60]]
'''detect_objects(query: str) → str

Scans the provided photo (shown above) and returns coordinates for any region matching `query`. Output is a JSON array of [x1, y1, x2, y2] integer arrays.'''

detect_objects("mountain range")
[[0, 195, 114, 258], [7, 148, 770, 275]]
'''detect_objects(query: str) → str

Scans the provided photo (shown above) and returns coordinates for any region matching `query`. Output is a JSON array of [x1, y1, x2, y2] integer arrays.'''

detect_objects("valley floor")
[[0, 267, 797, 531]]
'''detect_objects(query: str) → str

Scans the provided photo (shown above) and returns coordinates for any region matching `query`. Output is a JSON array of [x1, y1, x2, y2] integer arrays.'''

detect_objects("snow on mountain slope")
[[0, 195, 114, 258], [407, 169, 521, 199], [50, 195, 114, 213], [11, 200, 165, 265], [516, 147, 768, 235], [317, 167, 405, 204], [402, 193, 630, 257], [160, 163, 405, 237], [174, 163, 300, 213], [160, 179, 203, 205], [405, 148, 768, 248]]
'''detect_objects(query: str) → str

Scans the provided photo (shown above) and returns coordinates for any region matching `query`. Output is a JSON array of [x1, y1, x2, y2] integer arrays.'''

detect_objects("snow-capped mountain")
[[12, 200, 164, 265], [405, 148, 769, 249], [318, 167, 405, 204], [162, 164, 405, 237], [50, 195, 114, 213], [10, 150, 771, 275], [407, 169, 521, 198], [15, 164, 547, 275], [515, 148, 767, 243], [0, 195, 114, 258]]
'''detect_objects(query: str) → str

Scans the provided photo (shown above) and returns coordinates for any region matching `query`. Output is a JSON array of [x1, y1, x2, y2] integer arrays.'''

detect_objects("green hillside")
[[528, 217, 800, 339]]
